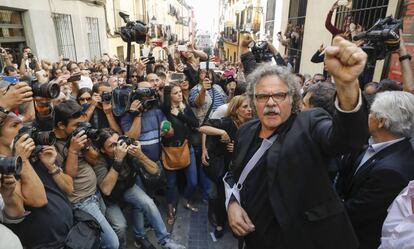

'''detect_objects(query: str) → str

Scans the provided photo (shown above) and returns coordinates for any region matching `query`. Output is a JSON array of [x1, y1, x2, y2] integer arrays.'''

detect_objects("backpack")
[[64, 209, 101, 249]]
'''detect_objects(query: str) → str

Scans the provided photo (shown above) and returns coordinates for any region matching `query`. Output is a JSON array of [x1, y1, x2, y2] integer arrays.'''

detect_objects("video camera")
[[118, 12, 148, 44], [250, 41, 273, 63], [353, 16, 402, 61], [0, 156, 23, 176], [101, 91, 112, 103], [111, 85, 158, 117]]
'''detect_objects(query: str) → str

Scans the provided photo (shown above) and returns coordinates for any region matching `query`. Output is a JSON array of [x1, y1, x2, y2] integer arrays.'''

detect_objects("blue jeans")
[[193, 145, 211, 200], [165, 146, 198, 204], [72, 194, 119, 249], [105, 179, 169, 248]]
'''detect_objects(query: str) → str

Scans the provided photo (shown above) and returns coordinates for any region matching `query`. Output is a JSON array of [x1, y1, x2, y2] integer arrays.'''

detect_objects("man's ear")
[[57, 121, 65, 130], [378, 117, 386, 129]]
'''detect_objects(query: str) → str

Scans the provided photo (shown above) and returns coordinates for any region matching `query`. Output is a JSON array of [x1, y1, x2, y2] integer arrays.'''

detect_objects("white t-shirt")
[[210, 103, 229, 119]]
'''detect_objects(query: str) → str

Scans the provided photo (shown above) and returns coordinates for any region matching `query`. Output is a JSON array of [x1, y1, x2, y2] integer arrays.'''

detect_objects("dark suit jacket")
[[229, 107, 369, 249], [336, 138, 414, 249]]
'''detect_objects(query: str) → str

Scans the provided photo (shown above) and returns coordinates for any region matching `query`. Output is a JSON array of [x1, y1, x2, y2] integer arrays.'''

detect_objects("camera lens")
[[32, 82, 60, 99], [0, 156, 23, 176], [33, 131, 56, 146]]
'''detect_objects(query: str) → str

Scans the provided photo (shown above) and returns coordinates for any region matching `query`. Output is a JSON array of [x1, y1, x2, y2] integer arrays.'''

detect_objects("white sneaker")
[[160, 238, 186, 249]]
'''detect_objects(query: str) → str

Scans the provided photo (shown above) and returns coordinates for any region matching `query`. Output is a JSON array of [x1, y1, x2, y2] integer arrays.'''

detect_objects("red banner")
[[388, 0, 414, 82]]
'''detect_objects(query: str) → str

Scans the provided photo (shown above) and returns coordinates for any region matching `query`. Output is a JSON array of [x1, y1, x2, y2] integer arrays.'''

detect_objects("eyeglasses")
[[255, 92, 289, 103], [79, 97, 91, 102], [131, 75, 138, 78]]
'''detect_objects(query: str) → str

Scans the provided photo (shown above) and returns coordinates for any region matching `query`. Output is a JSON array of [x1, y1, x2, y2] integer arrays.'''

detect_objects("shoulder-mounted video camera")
[[111, 85, 158, 117], [353, 16, 402, 61], [118, 12, 148, 44]]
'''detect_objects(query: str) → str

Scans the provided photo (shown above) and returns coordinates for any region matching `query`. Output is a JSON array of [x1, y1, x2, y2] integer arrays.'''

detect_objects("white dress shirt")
[[379, 180, 414, 249]]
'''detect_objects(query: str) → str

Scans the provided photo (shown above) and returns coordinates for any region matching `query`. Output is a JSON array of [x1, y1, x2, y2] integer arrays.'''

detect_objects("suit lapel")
[[347, 139, 409, 197], [233, 121, 260, 178]]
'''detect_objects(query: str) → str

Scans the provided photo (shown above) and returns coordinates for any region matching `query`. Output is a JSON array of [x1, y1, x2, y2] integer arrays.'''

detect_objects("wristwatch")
[[0, 106, 10, 114], [49, 165, 62, 176], [399, 54, 412, 62]]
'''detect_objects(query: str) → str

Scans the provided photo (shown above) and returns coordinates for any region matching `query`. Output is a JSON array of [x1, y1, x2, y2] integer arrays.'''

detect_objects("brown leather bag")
[[161, 139, 191, 170]]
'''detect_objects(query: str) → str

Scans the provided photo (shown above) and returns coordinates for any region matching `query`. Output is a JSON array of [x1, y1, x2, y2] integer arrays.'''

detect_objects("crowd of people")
[[0, 1, 414, 249]]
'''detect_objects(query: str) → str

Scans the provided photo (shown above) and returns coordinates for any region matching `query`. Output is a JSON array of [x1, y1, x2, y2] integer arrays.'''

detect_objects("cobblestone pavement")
[[126, 196, 238, 249]]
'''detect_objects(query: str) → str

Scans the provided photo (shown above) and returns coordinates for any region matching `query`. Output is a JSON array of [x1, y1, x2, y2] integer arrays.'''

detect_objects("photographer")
[[53, 100, 119, 249], [19, 47, 41, 76], [120, 81, 168, 162], [240, 33, 286, 77], [93, 129, 185, 249], [0, 112, 77, 249]]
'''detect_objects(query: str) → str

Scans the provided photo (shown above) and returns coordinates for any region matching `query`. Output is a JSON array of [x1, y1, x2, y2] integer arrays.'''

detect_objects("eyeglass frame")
[[254, 91, 291, 103]]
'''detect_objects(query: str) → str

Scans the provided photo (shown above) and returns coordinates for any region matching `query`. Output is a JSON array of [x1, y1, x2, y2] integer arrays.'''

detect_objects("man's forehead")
[[256, 75, 288, 90]]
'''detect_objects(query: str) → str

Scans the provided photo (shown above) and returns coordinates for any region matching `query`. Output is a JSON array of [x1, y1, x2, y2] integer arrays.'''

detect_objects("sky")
[[186, 0, 219, 33]]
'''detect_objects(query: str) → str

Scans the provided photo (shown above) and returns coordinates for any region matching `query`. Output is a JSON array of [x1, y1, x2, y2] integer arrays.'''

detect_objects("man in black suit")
[[336, 90, 414, 249], [224, 36, 369, 249]]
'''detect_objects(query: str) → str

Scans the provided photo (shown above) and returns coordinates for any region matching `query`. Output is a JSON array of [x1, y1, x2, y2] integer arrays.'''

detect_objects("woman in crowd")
[[181, 43, 208, 89], [162, 82, 200, 225], [199, 95, 252, 238]]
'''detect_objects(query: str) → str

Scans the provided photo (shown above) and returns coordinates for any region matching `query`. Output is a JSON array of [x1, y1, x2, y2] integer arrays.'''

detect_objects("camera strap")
[[202, 86, 216, 125], [223, 134, 277, 208]]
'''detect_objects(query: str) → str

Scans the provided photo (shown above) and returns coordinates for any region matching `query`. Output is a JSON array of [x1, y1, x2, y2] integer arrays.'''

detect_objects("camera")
[[118, 12, 148, 44], [0, 156, 23, 176], [31, 81, 60, 99], [16, 125, 56, 146], [118, 135, 135, 146], [140, 56, 156, 64], [72, 122, 99, 142], [353, 16, 402, 61], [251, 41, 274, 63], [101, 91, 112, 103], [28, 53, 34, 59], [111, 85, 158, 116]]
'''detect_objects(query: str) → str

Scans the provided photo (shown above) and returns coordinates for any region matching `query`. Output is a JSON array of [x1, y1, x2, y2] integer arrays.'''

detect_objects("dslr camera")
[[101, 91, 112, 103], [14, 125, 57, 164], [111, 85, 158, 117], [72, 122, 100, 142], [118, 135, 136, 146], [118, 12, 148, 44], [0, 156, 23, 176], [250, 41, 274, 63], [6, 77, 60, 99], [353, 16, 402, 61]]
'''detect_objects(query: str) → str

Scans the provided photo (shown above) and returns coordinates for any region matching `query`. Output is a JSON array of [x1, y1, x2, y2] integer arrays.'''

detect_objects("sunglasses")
[[79, 97, 91, 102]]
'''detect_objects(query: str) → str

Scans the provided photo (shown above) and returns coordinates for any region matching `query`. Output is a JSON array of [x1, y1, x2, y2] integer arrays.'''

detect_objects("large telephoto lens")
[[32, 82, 60, 99], [33, 131, 56, 146]]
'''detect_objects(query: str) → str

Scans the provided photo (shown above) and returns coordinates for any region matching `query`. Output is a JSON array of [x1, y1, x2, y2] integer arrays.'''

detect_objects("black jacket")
[[336, 138, 414, 249], [228, 107, 369, 249]]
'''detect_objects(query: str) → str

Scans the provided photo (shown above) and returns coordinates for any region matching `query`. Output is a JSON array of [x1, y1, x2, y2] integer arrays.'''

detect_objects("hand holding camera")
[[91, 94, 101, 106], [0, 82, 33, 110], [39, 146, 58, 170], [69, 130, 88, 154], [0, 174, 18, 198], [102, 101, 113, 115], [15, 134, 36, 161], [129, 99, 143, 113], [128, 142, 143, 158], [114, 141, 128, 162]]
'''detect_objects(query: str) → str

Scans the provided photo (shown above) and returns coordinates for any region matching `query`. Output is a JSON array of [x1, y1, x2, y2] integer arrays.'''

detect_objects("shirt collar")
[[368, 137, 406, 153]]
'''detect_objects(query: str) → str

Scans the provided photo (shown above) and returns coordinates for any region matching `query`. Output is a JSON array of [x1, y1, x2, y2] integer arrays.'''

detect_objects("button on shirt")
[[354, 137, 406, 175]]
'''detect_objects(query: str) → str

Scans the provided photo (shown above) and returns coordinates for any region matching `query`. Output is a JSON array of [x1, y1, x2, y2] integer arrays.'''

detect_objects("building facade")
[[0, 0, 108, 62], [222, 0, 263, 63], [263, 0, 402, 82]]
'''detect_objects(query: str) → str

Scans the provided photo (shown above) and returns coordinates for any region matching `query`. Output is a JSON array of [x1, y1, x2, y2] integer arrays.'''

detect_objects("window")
[[0, 9, 25, 43], [86, 17, 101, 61], [287, 0, 308, 73], [52, 13, 77, 61], [334, 0, 389, 35], [265, 0, 276, 39], [113, 0, 122, 32]]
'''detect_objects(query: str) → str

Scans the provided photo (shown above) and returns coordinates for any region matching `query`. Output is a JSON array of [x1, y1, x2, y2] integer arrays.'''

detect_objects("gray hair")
[[246, 64, 301, 113], [370, 91, 414, 137]]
